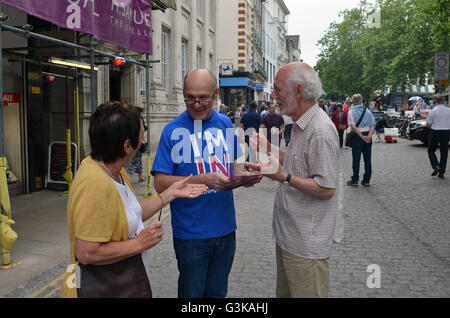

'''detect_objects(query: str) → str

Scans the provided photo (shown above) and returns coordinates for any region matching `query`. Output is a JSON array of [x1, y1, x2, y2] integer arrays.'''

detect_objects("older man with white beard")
[[246, 62, 339, 298]]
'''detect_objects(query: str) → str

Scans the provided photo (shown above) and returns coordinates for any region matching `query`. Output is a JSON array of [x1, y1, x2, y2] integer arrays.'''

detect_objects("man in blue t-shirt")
[[151, 69, 250, 298]]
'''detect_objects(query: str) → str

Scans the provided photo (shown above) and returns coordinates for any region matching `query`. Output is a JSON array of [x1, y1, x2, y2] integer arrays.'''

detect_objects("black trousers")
[[338, 129, 345, 148], [351, 132, 372, 183], [284, 124, 293, 146], [428, 129, 450, 175]]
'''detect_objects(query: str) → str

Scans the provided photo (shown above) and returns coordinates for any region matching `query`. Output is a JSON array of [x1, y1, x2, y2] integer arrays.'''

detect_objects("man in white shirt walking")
[[426, 94, 450, 179]]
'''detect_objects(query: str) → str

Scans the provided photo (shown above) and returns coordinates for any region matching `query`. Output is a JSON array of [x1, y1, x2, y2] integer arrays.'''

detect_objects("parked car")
[[372, 110, 385, 124], [407, 118, 450, 146], [406, 119, 430, 144]]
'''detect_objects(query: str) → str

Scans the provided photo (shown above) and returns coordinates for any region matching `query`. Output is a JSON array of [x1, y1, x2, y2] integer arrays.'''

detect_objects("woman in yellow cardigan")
[[61, 101, 207, 298]]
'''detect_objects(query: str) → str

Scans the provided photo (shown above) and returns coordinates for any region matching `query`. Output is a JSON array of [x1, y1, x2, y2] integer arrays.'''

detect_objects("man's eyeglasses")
[[184, 96, 214, 107]]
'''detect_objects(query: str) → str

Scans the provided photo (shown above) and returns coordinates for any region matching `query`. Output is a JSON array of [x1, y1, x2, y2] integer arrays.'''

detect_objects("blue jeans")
[[173, 231, 236, 298], [351, 133, 372, 183]]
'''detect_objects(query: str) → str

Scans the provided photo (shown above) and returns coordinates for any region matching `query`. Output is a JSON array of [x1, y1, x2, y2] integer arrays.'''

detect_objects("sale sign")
[[2, 93, 20, 105]]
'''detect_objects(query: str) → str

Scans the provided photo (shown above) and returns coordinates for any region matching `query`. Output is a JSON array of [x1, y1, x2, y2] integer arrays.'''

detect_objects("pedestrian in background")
[[240, 100, 262, 162], [332, 104, 348, 148], [125, 117, 147, 182], [260, 105, 268, 117], [282, 114, 293, 147], [152, 69, 252, 298], [347, 94, 376, 187], [343, 103, 349, 114], [234, 106, 242, 128], [61, 101, 207, 298], [246, 62, 339, 298], [426, 94, 450, 179], [325, 101, 333, 118], [319, 98, 327, 113], [219, 104, 228, 115], [260, 102, 285, 146]]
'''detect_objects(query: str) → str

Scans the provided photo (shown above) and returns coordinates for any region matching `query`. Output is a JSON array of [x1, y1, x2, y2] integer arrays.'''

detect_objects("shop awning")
[[383, 84, 435, 96], [0, 0, 154, 54], [219, 77, 256, 90], [256, 84, 265, 91]]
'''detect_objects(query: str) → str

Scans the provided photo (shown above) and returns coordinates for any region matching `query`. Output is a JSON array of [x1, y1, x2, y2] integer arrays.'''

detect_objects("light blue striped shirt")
[[348, 105, 376, 132]]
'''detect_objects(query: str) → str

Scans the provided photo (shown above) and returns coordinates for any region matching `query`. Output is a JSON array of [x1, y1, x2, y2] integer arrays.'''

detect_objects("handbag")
[[345, 107, 367, 147], [77, 253, 152, 298], [139, 142, 147, 154]]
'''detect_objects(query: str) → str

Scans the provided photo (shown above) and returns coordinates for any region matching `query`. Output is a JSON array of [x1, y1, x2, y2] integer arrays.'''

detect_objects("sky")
[[284, 0, 375, 68]]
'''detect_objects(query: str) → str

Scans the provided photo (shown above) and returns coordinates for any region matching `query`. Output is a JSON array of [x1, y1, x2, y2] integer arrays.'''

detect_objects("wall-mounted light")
[[44, 75, 55, 82], [48, 57, 99, 71], [112, 57, 126, 66]]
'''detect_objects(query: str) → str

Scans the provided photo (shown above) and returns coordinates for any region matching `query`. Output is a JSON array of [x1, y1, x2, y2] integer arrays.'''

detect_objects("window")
[[197, 47, 202, 69], [269, 62, 272, 83], [197, 0, 204, 20], [279, 36, 285, 49], [140, 69, 146, 95], [209, 53, 214, 72], [182, 0, 189, 8], [209, 0, 215, 27], [181, 38, 189, 80], [272, 65, 275, 83], [161, 27, 170, 96]]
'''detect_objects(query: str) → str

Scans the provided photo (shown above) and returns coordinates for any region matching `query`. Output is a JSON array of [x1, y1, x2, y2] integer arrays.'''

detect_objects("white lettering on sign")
[[2, 93, 20, 104]]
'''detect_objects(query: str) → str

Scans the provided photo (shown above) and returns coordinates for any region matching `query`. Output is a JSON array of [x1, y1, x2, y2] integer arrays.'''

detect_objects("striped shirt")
[[348, 105, 376, 132], [273, 104, 339, 259]]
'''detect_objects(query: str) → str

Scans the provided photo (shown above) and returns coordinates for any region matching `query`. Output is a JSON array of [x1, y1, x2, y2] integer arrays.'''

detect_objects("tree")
[[315, 0, 448, 100]]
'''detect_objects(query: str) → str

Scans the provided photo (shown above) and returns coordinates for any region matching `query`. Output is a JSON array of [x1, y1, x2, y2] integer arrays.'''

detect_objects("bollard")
[[63, 129, 73, 193], [0, 213, 20, 269], [144, 153, 154, 198]]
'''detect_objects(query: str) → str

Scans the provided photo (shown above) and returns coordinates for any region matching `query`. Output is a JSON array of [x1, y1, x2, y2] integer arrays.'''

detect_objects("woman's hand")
[[136, 221, 163, 250], [169, 175, 209, 199]]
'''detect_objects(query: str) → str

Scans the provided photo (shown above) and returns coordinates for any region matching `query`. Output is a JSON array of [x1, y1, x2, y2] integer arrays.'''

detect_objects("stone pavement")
[[1, 138, 449, 297]]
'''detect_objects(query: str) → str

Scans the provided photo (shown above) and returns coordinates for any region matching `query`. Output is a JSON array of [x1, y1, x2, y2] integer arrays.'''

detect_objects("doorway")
[[109, 66, 121, 101]]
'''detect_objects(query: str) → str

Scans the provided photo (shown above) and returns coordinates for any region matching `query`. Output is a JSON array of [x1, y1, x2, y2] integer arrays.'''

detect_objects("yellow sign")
[[35, 176, 43, 189], [31, 87, 41, 94]]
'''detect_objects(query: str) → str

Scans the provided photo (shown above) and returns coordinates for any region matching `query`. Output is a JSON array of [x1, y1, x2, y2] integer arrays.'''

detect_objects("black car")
[[406, 119, 430, 144], [372, 110, 385, 124]]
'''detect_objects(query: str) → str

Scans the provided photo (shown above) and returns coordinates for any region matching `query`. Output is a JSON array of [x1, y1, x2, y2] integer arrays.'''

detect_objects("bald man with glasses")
[[151, 69, 253, 298]]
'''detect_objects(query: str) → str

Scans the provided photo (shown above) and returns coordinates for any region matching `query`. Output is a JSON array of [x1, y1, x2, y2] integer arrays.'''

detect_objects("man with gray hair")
[[246, 62, 339, 297], [347, 94, 376, 187]]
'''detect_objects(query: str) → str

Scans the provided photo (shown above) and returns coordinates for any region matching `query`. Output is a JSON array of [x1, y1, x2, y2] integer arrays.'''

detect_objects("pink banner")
[[0, 0, 153, 54]]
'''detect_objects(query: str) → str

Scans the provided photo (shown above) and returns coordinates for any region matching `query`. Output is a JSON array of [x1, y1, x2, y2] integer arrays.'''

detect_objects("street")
[[3, 137, 450, 298]]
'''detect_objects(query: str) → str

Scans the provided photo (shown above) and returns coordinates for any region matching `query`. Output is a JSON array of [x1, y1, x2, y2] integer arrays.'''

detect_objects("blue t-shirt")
[[151, 110, 243, 239]]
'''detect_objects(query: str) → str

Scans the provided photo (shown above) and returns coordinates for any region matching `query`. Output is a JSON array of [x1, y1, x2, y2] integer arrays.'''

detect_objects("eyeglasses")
[[184, 96, 214, 107]]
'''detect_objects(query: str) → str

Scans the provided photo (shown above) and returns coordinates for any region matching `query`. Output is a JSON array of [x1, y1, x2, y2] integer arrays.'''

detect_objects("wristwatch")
[[284, 174, 292, 185]]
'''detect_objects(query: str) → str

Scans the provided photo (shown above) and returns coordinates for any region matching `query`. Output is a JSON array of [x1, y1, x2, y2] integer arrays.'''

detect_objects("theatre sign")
[[0, 0, 153, 54]]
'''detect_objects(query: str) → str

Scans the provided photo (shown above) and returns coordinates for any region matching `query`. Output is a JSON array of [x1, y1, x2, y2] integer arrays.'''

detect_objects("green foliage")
[[315, 0, 449, 100]]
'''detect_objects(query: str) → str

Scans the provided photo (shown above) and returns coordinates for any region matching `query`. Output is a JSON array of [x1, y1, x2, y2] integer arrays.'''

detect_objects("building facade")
[[145, 0, 218, 154], [0, 0, 217, 196], [217, 0, 258, 111]]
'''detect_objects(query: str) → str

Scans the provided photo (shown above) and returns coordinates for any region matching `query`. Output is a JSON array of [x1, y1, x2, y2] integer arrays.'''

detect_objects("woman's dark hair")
[[89, 101, 143, 163]]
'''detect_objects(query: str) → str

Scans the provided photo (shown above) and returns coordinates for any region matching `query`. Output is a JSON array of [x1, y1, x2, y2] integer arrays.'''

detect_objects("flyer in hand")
[[222, 174, 264, 191]]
